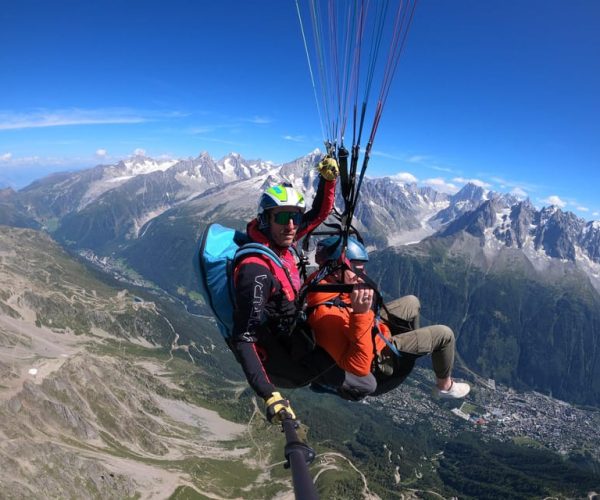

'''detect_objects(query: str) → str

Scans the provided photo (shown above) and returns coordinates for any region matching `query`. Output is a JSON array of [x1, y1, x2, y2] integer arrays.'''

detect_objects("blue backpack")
[[196, 223, 285, 340]]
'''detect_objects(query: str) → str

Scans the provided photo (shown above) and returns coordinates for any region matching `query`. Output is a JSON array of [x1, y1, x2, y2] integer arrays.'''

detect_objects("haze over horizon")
[[1, 0, 599, 219]]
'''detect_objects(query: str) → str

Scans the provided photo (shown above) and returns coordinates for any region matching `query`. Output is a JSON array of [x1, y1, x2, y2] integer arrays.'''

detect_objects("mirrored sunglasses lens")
[[274, 212, 301, 225]]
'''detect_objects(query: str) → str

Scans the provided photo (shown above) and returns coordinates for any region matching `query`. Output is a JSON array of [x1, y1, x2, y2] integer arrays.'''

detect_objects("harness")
[[302, 269, 405, 377]]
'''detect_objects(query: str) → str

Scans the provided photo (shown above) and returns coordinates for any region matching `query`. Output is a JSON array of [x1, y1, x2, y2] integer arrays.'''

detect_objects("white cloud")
[[593, 211, 599, 217], [429, 164, 456, 173], [575, 205, 589, 212], [372, 151, 403, 161], [0, 108, 148, 130], [0, 155, 73, 167], [452, 177, 491, 188], [490, 176, 541, 194], [157, 154, 175, 161], [188, 125, 215, 135], [95, 149, 108, 158], [543, 195, 567, 208], [1, 152, 12, 162], [510, 187, 528, 199], [133, 148, 146, 156], [283, 135, 305, 142], [406, 155, 429, 163], [423, 177, 459, 194], [248, 116, 271, 124], [390, 172, 418, 183]]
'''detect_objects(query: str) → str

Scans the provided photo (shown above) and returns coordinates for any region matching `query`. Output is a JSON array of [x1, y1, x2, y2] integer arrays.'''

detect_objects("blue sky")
[[1, 0, 599, 219]]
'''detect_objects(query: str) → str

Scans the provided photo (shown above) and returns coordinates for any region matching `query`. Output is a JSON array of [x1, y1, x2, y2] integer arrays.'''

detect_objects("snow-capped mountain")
[[438, 197, 600, 289], [77, 155, 179, 209], [441, 197, 599, 263], [14, 152, 279, 248], [7, 150, 600, 288], [17, 152, 274, 222], [348, 178, 450, 247]]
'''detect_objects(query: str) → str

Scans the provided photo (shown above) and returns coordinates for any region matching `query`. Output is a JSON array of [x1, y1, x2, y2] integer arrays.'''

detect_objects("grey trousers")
[[338, 371, 378, 401], [373, 295, 456, 395]]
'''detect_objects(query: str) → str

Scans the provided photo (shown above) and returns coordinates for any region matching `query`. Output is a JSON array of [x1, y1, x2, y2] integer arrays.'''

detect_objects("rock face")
[[439, 194, 600, 268], [581, 221, 600, 262], [433, 183, 488, 224], [495, 201, 537, 248], [0, 187, 40, 229]]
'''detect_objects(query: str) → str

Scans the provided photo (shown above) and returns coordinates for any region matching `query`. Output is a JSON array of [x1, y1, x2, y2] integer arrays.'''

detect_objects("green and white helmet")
[[258, 183, 306, 226]]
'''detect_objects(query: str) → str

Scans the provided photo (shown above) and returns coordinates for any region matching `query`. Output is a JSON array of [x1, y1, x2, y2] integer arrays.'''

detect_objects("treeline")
[[293, 391, 600, 498], [439, 433, 600, 499]]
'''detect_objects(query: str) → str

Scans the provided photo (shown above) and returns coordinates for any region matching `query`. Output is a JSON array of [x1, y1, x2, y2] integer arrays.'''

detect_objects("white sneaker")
[[433, 381, 471, 399]]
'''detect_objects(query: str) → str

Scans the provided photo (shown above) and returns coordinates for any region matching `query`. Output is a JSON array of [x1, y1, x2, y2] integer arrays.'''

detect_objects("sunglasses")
[[272, 211, 302, 225], [351, 262, 366, 273]]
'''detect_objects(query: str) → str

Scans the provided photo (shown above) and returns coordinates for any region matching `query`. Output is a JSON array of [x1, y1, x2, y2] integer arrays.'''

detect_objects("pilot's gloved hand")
[[317, 156, 339, 181], [264, 392, 296, 423]]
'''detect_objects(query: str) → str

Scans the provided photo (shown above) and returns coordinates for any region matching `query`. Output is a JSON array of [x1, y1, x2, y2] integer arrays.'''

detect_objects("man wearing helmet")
[[306, 235, 471, 400], [231, 158, 342, 424]]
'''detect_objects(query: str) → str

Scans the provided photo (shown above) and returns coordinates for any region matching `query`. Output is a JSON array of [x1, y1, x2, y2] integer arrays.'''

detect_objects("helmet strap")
[[258, 212, 270, 230]]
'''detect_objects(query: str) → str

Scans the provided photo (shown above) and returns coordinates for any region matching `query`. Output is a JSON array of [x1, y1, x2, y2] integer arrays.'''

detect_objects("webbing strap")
[[234, 243, 297, 299], [375, 325, 401, 357], [235, 243, 283, 267]]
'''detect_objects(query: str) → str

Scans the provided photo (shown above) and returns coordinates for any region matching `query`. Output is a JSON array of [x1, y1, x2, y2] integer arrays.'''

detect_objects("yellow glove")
[[264, 392, 296, 423], [317, 156, 339, 181]]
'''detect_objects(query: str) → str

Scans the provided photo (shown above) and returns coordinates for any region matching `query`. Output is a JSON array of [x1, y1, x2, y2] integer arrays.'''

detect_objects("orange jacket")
[[306, 287, 392, 376]]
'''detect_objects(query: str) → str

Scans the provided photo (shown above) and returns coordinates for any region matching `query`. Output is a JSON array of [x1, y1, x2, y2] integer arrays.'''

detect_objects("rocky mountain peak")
[[439, 198, 500, 239], [218, 153, 271, 181], [120, 155, 178, 176], [452, 182, 487, 203], [532, 207, 586, 261], [0, 187, 17, 198], [417, 184, 449, 205], [440, 195, 600, 266], [581, 221, 600, 262], [280, 151, 322, 178], [196, 155, 223, 185], [432, 182, 490, 224]]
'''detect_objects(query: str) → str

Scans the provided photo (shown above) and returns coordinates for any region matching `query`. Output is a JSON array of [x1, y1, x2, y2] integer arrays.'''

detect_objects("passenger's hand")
[[317, 156, 339, 181], [264, 392, 296, 423], [351, 285, 374, 314]]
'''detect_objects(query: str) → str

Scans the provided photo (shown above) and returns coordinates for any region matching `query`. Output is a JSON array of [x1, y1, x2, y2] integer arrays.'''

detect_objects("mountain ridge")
[[7, 149, 600, 296]]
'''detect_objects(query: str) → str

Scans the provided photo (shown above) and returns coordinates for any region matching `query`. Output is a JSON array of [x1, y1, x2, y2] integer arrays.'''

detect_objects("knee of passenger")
[[438, 325, 455, 346], [404, 295, 421, 313], [387, 294, 421, 320]]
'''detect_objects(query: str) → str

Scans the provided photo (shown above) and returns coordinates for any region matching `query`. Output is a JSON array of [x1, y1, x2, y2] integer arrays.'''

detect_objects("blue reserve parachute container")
[[196, 223, 283, 339]]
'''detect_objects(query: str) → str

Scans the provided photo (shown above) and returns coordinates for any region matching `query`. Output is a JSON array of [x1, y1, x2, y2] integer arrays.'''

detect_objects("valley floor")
[[369, 369, 600, 462]]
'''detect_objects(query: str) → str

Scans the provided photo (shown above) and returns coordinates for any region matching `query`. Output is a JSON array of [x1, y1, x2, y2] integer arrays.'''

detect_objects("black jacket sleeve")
[[231, 261, 277, 398]]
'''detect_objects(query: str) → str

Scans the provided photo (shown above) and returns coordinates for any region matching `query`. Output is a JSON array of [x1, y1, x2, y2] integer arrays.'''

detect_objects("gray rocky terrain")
[[0, 226, 357, 499]]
